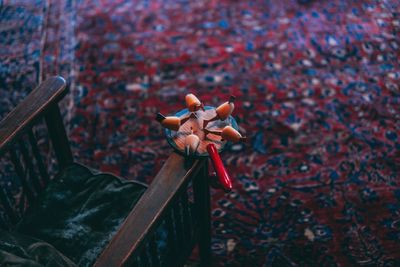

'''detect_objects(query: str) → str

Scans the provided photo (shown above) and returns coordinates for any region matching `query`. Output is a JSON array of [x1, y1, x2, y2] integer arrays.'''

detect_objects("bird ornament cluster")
[[156, 93, 245, 156], [156, 93, 245, 192]]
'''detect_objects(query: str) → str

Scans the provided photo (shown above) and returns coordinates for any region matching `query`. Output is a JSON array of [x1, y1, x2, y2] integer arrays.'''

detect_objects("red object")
[[207, 143, 232, 192]]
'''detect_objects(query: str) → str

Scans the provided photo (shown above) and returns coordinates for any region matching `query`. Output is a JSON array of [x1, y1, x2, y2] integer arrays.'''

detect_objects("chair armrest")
[[0, 76, 67, 153], [94, 153, 205, 267]]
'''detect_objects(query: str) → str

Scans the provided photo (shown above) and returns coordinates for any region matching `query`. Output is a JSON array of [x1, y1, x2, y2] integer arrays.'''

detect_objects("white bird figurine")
[[203, 95, 235, 128], [156, 113, 194, 131], [185, 93, 205, 112], [185, 127, 200, 155], [204, 125, 246, 143]]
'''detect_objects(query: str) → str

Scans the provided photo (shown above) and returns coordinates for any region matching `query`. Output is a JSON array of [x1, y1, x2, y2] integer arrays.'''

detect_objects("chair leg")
[[199, 188, 211, 267], [193, 161, 212, 266]]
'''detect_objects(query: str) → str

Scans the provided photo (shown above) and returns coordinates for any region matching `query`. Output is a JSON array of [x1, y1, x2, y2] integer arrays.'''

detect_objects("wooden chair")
[[0, 76, 212, 266]]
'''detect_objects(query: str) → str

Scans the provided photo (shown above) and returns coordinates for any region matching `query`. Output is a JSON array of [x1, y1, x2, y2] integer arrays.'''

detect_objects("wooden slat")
[[193, 160, 212, 266], [28, 130, 50, 185], [131, 257, 140, 267], [0, 186, 17, 224], [94, 153, 205, 267], [173, 198, 184, 249], [9, 150, 35, 202], [139, 244, 151, 267], [0, 213, 8, 229], [165, 209, 177, 266], [18, 140, 42, 194], [157, 219, 169, 265], [0, 76, 67, 155], [44, 105, 73, 170], [180, 190, 192, 243], [149, 234, 160, 267]]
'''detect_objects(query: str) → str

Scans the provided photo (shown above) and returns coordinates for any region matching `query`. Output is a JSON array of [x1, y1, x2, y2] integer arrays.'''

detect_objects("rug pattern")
[[0, 0, 76, 223], [71, 1, 399, 266], [2, 0, 400, 266]]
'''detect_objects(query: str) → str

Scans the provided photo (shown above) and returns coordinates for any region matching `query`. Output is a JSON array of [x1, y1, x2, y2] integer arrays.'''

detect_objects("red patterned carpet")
[[2, 0, 400, 266]]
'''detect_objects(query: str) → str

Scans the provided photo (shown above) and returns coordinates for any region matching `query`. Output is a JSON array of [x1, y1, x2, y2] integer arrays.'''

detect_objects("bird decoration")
[[155, 113, 194, 131], [203, 95, 235, 128], [156, 93, 245, 193], [185, 93, 204, 112], [204, 125, 246, 143], [184, 127, 200, 155]]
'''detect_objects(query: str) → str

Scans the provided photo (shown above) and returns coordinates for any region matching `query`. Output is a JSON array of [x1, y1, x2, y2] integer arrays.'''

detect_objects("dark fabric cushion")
[[0, 229, 76, 267], [17, 163, 147, 266]]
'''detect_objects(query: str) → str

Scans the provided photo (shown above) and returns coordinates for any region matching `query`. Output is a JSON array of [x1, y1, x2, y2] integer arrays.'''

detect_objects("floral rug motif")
[[71, 1, 400, 265], [2, 0, 400, 266]]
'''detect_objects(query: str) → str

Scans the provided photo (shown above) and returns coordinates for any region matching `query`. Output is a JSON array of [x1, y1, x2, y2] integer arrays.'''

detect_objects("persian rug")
[[0, 0, 77, 218], [0, 0, 76, 119], [2, 0, 400, 266], [71, 1, 399, 265]]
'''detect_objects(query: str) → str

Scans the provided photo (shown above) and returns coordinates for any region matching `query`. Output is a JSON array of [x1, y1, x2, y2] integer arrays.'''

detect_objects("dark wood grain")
[[94, 153, 205, 267], [28, 130, 50, 186], [149, 234, 160, 267], [0, 76, 67, 155], [45, 105, 73, 169], [0, 76, 213, 266], [0, 186, 17, 224], [165, 209, 177, 266], [193, 160, 212, 266], [180, 191, 191, 245], [18, 140, 42, 194], [9, 149, 35, 202]]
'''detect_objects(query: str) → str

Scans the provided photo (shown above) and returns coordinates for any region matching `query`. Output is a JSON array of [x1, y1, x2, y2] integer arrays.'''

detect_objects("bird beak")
[[155, 113, 166, 123]]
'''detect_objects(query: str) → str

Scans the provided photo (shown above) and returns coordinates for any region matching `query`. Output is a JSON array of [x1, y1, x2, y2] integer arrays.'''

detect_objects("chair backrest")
[[0, 76, 72, 228]]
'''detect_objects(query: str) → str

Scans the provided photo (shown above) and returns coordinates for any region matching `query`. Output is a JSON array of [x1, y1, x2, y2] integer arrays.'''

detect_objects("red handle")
[[207, 144, 232, 192]]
